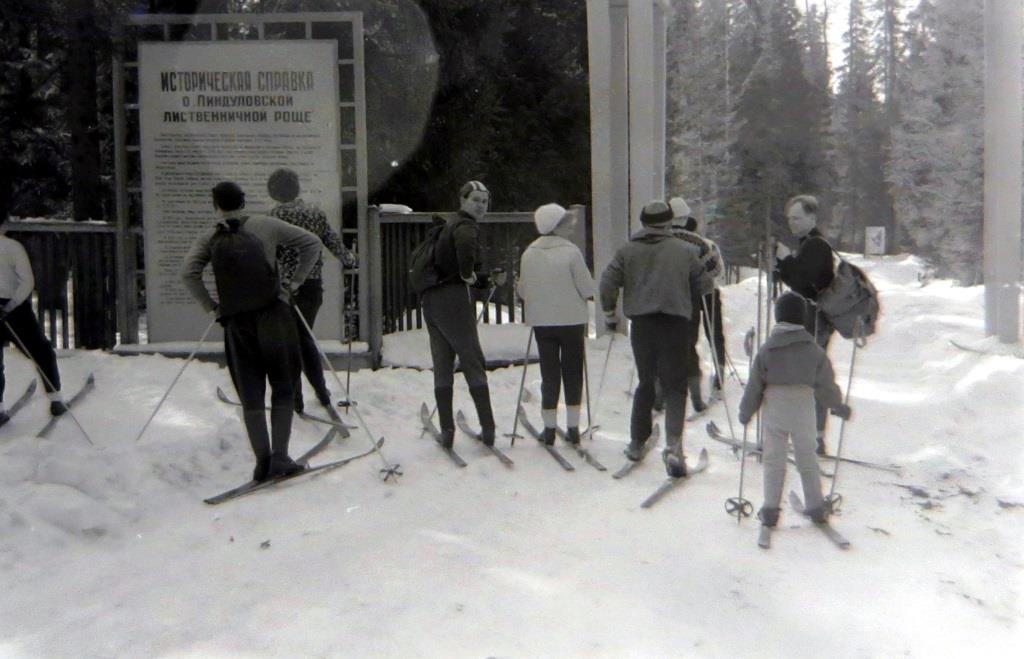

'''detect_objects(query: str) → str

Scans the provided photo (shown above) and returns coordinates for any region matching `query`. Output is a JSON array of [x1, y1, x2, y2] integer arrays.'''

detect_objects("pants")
[[0, 298, 61, 402], [699, 289, 726, 384], [290, 278, 329, 402], [761, 384, 824, 512], [534, 324, 585, 409], [804, 301, 835, 433], [630, 313, 692, 443], [421, 283, 488, 389], [224, 301, 301, 460]]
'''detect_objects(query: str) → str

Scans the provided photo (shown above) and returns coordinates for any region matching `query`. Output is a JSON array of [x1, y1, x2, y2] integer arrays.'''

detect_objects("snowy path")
[[0, 255, 1020, 657]]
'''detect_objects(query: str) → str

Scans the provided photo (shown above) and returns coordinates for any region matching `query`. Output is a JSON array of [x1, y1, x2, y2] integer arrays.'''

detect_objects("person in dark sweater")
[[180, 181, 320, 482], [421, 180, 506, 449], [600, 200, 715, 477], [266, 168, 357, 413], [738, 292, 851, 527], [0, 221, 67, 425], [774, 194, 836, 455]]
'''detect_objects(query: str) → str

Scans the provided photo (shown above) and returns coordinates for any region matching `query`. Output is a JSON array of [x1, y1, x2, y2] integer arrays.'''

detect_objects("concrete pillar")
[[983, 0, 1023, 342]]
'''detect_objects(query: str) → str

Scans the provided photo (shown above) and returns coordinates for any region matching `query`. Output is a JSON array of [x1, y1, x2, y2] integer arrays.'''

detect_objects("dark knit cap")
[[775, 292, 807, 325], [640, 200, 673, 226]]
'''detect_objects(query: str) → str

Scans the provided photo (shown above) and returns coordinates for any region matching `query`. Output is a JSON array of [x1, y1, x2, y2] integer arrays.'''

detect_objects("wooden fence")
[[5, 220, 128, 349], [366, 206, 589, 361]]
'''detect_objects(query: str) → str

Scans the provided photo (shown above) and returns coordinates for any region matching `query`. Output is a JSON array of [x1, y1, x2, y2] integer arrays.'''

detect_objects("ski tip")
[[85, 372, 96, 384], [420, 401, 429, 415]]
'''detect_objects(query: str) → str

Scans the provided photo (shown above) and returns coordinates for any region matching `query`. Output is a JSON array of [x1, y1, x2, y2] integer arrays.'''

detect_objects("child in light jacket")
[[517, 204, 595, 446], [738, 292, 851, 526]]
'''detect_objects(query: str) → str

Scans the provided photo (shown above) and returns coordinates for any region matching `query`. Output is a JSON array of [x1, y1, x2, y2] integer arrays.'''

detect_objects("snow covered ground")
[[0, 254, 1020, 658]]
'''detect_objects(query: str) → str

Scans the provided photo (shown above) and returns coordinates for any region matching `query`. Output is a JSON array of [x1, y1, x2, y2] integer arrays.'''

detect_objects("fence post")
[[367, 205, 384, 367]]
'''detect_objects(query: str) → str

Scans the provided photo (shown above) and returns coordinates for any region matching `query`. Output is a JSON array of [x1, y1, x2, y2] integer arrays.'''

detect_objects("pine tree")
[[833, 0, 891, 250], [887, 0, 984, 282]]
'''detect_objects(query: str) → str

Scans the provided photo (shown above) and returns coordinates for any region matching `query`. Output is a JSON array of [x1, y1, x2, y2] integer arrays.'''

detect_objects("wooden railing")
[[366, 206, 589, 362], [5, 220, 129, 349]]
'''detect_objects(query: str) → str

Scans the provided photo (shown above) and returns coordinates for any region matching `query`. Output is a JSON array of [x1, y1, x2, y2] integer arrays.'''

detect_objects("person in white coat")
[[517, 204, 595, 446]]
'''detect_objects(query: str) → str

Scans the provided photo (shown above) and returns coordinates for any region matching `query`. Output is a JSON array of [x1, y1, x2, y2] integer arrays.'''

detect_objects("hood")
[[764, 323, 815, 349], [529, 235, 577, 250], [630, 227, 675, 244]]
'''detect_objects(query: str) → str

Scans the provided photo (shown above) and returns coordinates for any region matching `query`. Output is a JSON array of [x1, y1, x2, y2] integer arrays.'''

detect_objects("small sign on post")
[[865, 226, 886, 255]]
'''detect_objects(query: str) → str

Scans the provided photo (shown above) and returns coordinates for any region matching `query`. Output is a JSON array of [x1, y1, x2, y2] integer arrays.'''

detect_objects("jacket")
[[434, 210, 483, 285], [776, 228, 834, 301], [517, 235, 594, 327], [599, 227, 714, 320], [738, 323, 845, 423]]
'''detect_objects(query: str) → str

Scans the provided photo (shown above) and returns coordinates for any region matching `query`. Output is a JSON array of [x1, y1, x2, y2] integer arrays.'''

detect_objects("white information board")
[[139, 41, 342, 342]]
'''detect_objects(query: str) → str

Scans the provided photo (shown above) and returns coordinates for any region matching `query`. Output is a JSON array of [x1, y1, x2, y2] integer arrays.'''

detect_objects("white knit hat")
[[669, 196, 691, 219], [534, 203, 567, 235]]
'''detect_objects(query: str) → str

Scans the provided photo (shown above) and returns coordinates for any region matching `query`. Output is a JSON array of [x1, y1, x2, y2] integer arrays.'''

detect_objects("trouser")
[[654, 308, 702, 409], [224, 300, 301, 460], [700, 289, 726, 385], [0, 298, 61, 402], [804, 301, 835, 433], [630, 313, 691, 445], [761, 385, 824, 512], [290, 278, 329, 403], [534, 324, 585, 410], [422, 283, 490, 433]]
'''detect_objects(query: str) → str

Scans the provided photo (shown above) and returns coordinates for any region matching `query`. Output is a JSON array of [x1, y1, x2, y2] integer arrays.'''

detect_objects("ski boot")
[[757, 506, 780, 527], [439, 429, 455, 450], [815, 434, 827, 457], [268, 453, 306, 479], [565, 427, 581, 446], [541, 427, 556, 447], [49, 401, 68, 416]]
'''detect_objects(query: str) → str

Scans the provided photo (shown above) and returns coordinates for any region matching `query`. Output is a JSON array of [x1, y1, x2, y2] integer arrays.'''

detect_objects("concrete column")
[[983, 0, 1022, 342], [627, 0, 667, 232]]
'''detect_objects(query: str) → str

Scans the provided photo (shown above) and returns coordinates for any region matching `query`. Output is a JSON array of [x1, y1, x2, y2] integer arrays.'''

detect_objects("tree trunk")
[[65, 0, 103, 222]]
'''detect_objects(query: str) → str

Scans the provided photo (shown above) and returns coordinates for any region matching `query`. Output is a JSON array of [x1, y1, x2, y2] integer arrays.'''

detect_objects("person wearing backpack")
[[266, 168, 357, 414], [0, 219, 68, 426], [774, 194, 836, 455], [516, 203, 595, 446], [600, 200, 715, 477], [180, 181, 321, 482], [738, 292, 851, 528], [420, 180, 506, 449]]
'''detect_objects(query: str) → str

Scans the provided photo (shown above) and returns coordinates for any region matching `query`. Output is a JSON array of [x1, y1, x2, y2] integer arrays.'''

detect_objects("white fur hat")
[[669, 196, 691, 219], [534, 203, 567, 235]]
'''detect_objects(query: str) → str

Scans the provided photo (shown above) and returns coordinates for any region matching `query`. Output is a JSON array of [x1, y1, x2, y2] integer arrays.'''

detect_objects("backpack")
[[815, 251, 880, 340], [209, 217, 280, 319], [408, 215, 470, 294]]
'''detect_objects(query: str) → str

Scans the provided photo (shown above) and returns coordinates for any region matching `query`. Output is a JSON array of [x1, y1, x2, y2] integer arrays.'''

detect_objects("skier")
[[600, 200, 714, 477], [737, 292, 851, 527], [421, 180, 505, 449], [669, 198, 727, 397], [0, 219, 67, 426], [180, 181, 320, 482], [774, 194, 836, 455], [516, 203, 595, 446], [266, 168, 357, 413]]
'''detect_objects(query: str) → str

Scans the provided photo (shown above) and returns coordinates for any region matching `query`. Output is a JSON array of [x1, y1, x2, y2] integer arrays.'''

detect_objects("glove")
[[0, 308, 8, 322], [470, 273, 492, 289], [738, 414, 750, 426], [491, 267, 508, 287], [604, 315, 618, 331], [831, 403, 852, 420], [704, 256, 720, 273], [775, 242, 791, 260]]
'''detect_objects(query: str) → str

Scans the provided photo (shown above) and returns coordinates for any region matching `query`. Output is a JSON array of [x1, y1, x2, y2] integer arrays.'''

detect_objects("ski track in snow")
[[0, 253, 1021, 657]]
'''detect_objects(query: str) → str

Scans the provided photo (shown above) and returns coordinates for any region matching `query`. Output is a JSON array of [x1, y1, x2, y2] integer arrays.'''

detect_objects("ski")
[[216, 386, 353, 437], [204, 438, 383, 505], [757, 525, 773, 549], [705, 421, 834, 478], [611, 424, 662, 479], [639, 448, 710, 508], [516, 405, 575, 471], [3, 380, 37, 422], [37, 373, 95, 438], [816, 451, 902, 474], [788, 490, 851, 549], [554, 427, 606, 471], [296, 426, 341, 466], [455, 410, 514, 468], [420, 402, 467, 468]]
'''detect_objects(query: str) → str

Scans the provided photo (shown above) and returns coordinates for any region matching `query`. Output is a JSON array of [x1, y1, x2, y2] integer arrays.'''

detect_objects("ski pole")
[[824, 319, 864, 513], [581, 334, 598, 441], [504, 328, 534, 446], [293, 304, 402, 481], [134, 315, 217, 443], [3, 319, 94, 445], [701, 295, 738, 442], [594, 331, 616, 411], [724, 424, 754, 522]]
